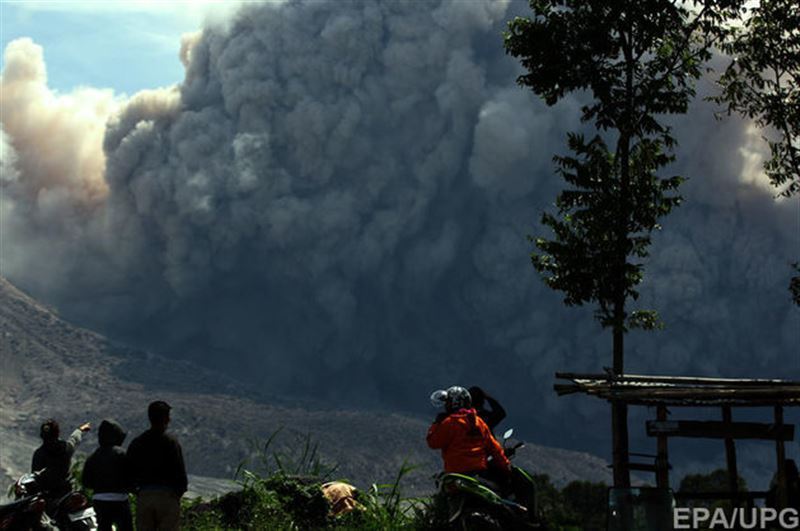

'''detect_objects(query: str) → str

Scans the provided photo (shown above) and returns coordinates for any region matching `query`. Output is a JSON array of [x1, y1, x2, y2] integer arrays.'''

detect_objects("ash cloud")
[[1, 0, 797, 473]]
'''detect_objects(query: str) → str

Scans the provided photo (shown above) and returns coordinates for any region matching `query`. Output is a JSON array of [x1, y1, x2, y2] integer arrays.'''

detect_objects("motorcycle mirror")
[[503, 428, 514, 440]]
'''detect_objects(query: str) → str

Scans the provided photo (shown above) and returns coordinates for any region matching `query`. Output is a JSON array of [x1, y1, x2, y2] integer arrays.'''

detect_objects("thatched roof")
[[554, 372, 800, 407]]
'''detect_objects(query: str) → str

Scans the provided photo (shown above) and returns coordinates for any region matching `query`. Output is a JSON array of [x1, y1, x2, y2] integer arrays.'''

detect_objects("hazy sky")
[[0, 0, 233, 93], [1, 0, 797, 491]]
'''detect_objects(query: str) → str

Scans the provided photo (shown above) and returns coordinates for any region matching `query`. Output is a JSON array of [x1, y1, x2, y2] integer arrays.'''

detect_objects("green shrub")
[[178, 432, 613, 530]]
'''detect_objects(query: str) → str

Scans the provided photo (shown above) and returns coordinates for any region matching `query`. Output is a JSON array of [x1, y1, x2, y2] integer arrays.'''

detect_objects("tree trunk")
[[612, 121, 631, 488], [613, 21, 635, 491], [612, 325, 631, 488]]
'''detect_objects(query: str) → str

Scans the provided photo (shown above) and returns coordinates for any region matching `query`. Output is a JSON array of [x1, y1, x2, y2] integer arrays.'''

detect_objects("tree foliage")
[[712, 0, 800, 306], [713, 0, 800, 198], [505, 0, 743, 488], [534, 133, 683, 329], [504, 0, 742, 334]]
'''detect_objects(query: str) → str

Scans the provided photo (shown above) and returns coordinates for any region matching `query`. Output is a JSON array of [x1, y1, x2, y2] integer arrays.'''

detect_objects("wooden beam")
[[722, 406, 739, 502], [613, 387, 800, 400], [605, 387, 800, 406], [611, 400, 630, 487], [628, 463, 659, 473], [646, 420, 794, 441], [776, 406, 788, 508], [656, 405, 669, 489], [612, 397, 800, 408], [553, 384, 584, 396], [555, 372, 800, 386]]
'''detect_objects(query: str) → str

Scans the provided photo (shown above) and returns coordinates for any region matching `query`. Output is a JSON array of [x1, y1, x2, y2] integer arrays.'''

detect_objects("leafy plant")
[[346, 462, 426, 530], [184, 435, 427, 530], [236, 428, 338, 483]]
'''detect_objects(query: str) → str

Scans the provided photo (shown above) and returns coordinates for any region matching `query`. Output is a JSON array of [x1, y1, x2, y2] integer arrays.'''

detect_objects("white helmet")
[[445, 386, 471, 412]]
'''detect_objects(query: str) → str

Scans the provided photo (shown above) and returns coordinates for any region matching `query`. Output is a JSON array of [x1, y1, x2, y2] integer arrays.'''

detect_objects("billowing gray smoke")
[[1, 0, 797, 486]]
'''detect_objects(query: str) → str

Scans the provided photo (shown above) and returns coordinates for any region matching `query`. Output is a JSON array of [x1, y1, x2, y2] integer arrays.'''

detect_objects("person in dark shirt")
[[127, 400, 187, 531], [468, 386, 506, 433], [82, 419, 133, 531], [31, 419, 91, 504]]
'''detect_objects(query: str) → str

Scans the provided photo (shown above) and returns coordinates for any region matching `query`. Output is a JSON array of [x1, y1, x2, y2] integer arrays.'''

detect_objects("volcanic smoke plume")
[[1, 0, 797, 477]]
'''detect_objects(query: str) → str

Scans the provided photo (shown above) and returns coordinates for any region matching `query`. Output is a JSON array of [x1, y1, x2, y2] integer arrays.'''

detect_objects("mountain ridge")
[[0, 276, 613, 498]]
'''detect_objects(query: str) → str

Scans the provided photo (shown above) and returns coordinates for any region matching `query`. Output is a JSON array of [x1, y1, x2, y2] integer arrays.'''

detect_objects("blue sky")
[[0, 1, 223, 94]]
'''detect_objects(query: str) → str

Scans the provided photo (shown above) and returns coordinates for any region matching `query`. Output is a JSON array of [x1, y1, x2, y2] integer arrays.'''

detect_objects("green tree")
[[560, 480, 608, 531], [504, 0, 741, 486], [712, 0, 800, 304], [679, 468, 748, 526]]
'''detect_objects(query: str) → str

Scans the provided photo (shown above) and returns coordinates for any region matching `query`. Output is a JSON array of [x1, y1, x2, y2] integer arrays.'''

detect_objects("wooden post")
[[722, 406, 739, 504], [776, 405, 788, 509], [612, 401, 630, 487], [656, 405, 669, 489]]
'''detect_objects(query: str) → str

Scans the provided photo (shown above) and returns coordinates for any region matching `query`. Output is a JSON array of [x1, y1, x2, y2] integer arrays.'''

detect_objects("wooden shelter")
[[554, 372, 800, 506]]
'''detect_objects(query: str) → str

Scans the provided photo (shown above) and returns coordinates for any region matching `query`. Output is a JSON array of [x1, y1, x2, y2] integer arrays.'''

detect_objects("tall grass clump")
[[333, 461, 435, 531], [181, 431, 431, 530]]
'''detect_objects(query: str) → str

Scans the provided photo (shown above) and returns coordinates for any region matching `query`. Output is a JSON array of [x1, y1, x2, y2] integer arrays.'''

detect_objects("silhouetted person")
[[127, 401, 187, 531], [32, 419, 91, 510], [83, 419, 133, 531], [468, 386, 506, 433]]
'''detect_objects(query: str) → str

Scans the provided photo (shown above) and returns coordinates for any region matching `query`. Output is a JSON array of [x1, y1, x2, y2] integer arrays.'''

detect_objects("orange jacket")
[[426, 408, 510, 474]]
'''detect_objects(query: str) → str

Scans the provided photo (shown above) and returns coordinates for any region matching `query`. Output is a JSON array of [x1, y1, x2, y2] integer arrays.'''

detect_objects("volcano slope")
[[0, 277, 612, 497]]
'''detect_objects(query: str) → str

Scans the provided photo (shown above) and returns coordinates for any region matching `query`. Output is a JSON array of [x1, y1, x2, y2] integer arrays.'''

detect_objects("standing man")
[[127, 401, 188, 531]]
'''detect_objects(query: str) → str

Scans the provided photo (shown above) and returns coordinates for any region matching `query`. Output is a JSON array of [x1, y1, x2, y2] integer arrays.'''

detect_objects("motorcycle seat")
[[474, 476, 503, 494]]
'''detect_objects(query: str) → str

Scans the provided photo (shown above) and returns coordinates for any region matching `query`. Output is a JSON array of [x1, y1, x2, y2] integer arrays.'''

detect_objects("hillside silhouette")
[[0, 276, 613, 498]]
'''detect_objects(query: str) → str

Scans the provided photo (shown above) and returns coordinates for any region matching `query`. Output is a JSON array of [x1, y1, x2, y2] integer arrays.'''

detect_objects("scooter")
[[435, 429, 544, 531], [5, 470, 97, 530]]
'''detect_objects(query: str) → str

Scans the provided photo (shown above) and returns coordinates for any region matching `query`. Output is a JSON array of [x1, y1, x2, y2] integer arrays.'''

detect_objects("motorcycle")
[[0, 486, 47, 530], [435, 428, 544, 531], [3, 470, 97, 530]]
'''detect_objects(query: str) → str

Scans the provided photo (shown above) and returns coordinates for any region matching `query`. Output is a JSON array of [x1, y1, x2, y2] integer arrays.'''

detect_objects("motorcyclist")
[[430, 387, 539, 524], [427, 386, 511, 481], [31, 419, 91, 517]]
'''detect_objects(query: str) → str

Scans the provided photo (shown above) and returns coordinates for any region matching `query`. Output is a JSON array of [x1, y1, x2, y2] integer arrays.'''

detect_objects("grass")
[[180, 431, 436, 530], [67, 431, 611, 530], [180, 462, 435, 530]]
